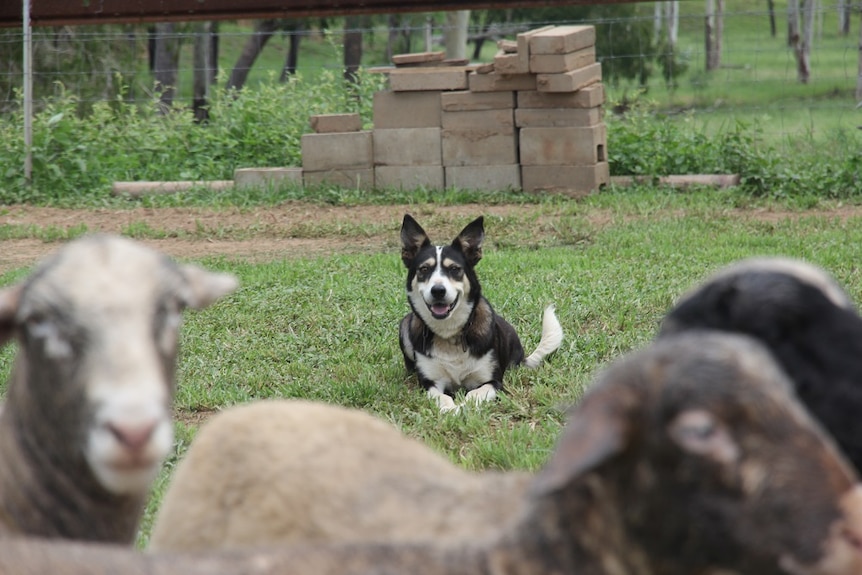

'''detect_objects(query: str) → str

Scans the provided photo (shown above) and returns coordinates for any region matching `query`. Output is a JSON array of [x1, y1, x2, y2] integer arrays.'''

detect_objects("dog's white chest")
[[415, 339, 496, 392]]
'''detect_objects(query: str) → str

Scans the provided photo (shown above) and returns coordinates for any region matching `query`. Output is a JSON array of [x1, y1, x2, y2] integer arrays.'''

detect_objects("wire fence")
[[0, 2, 860, 141]]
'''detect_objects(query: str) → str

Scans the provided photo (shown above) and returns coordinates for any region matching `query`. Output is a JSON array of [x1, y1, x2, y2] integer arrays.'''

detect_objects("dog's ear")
[[400, 214, 431, 268], [453, 216, 484, 266]]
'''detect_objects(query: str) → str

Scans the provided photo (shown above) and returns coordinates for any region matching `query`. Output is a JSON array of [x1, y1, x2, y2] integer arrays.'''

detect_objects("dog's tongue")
[[431, 303, 450, 316]]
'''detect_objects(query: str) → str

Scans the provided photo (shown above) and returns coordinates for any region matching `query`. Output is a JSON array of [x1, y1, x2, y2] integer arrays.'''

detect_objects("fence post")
[[22, 0, 32, 183]]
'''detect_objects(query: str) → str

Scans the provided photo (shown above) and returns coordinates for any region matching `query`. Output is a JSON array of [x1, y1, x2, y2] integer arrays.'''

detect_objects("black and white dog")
[[398, 214, 563, 413]]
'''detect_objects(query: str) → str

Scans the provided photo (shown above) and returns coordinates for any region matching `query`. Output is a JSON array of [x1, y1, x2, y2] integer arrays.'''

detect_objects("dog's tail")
[[524, 304, 564, 369]]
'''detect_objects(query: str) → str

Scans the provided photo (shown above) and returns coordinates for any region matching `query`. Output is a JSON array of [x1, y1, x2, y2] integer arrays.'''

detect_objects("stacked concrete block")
[[517, 26, 609, 196], [372, 88, 444, 190], [441, 90, 520, 191], [301, 113, 374, 190]]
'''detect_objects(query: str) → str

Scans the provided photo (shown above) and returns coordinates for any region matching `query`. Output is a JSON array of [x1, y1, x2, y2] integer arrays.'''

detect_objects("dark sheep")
[[658, 256, 862, 475]]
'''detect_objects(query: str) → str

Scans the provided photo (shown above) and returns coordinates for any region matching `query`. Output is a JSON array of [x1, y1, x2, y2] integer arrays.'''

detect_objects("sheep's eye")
[[669, 409, 739, 464], [25, 316, 72, 359], [155, 303, 183, 353]]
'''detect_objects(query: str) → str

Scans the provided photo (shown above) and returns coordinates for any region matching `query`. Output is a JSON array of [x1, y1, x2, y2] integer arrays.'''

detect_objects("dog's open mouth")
[[427, 295, 459, 319]]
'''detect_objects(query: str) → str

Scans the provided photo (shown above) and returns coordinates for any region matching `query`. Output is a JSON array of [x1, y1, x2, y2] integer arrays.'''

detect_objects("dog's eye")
[[418, 265, 431, 275], [448, 265, 461, 274]]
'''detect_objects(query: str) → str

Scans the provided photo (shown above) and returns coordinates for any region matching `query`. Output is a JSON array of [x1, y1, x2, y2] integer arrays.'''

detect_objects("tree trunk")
[[838, 0, 851, 36], [704, 0, 724, 71], [856, 7, 862, 102], [387, 14, 398, 61], [280, 25, 302, 82], [226, 19, 279, 92], [767, 0, 776, 37], [787, 0, 799, 47], [153, 22, 180, 113], [193, 22, 213, 123], [654, 2, 663, 41], [666, 1, 679, 48], [796, 0, 814, 83], [444, 10, 470, 59], [210, 22, 220, 87], [343, 15, 363, 84]]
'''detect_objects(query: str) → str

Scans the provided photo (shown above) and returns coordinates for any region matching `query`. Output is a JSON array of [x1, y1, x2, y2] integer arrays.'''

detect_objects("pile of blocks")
[[239, 25, 608, 197]]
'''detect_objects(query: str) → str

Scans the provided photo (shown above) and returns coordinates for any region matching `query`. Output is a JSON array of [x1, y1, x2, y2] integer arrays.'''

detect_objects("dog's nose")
[[430, 284, 447, 300]]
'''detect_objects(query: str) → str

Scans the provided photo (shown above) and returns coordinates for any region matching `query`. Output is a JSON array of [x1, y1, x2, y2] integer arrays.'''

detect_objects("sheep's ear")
[[530, 391, 630, 496], [178, 265, 239, 310], [400, 214, 431, 268], [453, 216, 484, 267], [0, 284, 22, 346]]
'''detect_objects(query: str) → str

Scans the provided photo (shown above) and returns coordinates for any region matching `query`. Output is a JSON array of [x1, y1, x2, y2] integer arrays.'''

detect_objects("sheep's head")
[[531, 332, 862, 575], [0, 235, 238, 497], [657, 257, 862, 474]]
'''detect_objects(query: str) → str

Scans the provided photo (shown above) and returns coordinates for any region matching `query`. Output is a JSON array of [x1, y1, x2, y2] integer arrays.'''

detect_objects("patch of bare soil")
[[2, 201, 862, 274]]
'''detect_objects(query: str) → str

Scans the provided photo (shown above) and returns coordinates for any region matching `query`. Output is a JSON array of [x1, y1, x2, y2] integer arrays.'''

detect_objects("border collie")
[[398, 214, 563, 413]]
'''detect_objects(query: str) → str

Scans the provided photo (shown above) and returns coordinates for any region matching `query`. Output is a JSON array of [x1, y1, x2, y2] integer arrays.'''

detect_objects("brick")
[[514, 107, 603, 128], [441, 109, 514, 131], [445, 165, 521, 191], [493, 51, 527, 75], [301, 131, 373, 171], [373, 128, 442, 166], [517, 84, 605, 108], [530, 47, 596, 74], [497, 39, 518, 53], [442, 129, 518, 166], [441, 90, 514, 112], [468, 71, 537, 93], [392, 51, 445, 66], [373, 91, 441, 128], [375, 165, 445, 190], [537, 62, 602, 93], [303, 168, 374, 190], [519, 125, 607, 166], [388, 66, 470, 91], [529, 25, 596, 55], [309, 113, 362, 134], [521, 162, 609, 196], [234, 167, 303, 189]]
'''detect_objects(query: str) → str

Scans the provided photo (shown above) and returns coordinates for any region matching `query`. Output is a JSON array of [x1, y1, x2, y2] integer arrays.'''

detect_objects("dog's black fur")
[[398, 214, 561, 412]]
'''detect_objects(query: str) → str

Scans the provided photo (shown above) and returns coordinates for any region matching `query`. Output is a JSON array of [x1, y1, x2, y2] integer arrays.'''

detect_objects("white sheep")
[[0, 234, 238, 544], [145, 332, 862, 575]]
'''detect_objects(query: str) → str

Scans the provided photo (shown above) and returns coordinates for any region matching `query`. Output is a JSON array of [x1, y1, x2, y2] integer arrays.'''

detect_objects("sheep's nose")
[[106, 421, 158, 452], [430, 284, 446, 300]]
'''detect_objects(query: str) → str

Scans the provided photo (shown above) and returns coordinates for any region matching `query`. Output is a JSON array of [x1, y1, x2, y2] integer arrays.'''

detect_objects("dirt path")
[[2, 201, 862, 273]]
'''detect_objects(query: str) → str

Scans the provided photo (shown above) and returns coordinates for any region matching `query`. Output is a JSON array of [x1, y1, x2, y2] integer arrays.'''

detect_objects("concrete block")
[[537, 62, 602, 93], [388, 66, 470, 91], [530, 47, 596, 74], [375, 165, 445, 190], [521, 162, 609, 196], [519, 125, 607, 166], [441, 109, 514, 131], [529, 25, 596, 55], [373, 128, 442, 166], [234, 167, 303, 188], [392, 51, 445, 66], [514, 107, 603, 128], [517, 84, 605, 109], [309, 113, 362, 133], [373, 90, 441, 128], [445, 165, 521, 191], [493, 51, 527, 75], [301, 131, 373, 171], [303, 168, 374, 190], [441, 90, 515, 112], [442, 129, 518, 166], [469, 71, 537, 93]]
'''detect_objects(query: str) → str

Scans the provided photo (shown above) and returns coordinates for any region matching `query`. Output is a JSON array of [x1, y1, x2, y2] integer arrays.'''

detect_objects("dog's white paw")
[[464, 384, 497, 406], [428, 388, 460, 413]]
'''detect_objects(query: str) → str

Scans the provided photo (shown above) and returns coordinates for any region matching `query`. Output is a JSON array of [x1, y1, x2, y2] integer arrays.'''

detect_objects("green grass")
[[0, 188, 855, 544]]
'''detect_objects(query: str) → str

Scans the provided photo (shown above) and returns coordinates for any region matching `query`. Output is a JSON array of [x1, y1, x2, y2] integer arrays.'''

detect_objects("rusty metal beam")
[[1, 0, 647, 29]]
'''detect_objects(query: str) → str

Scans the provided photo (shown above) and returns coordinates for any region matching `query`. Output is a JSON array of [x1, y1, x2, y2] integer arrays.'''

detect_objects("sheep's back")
[[148, 400, 529, 551]]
